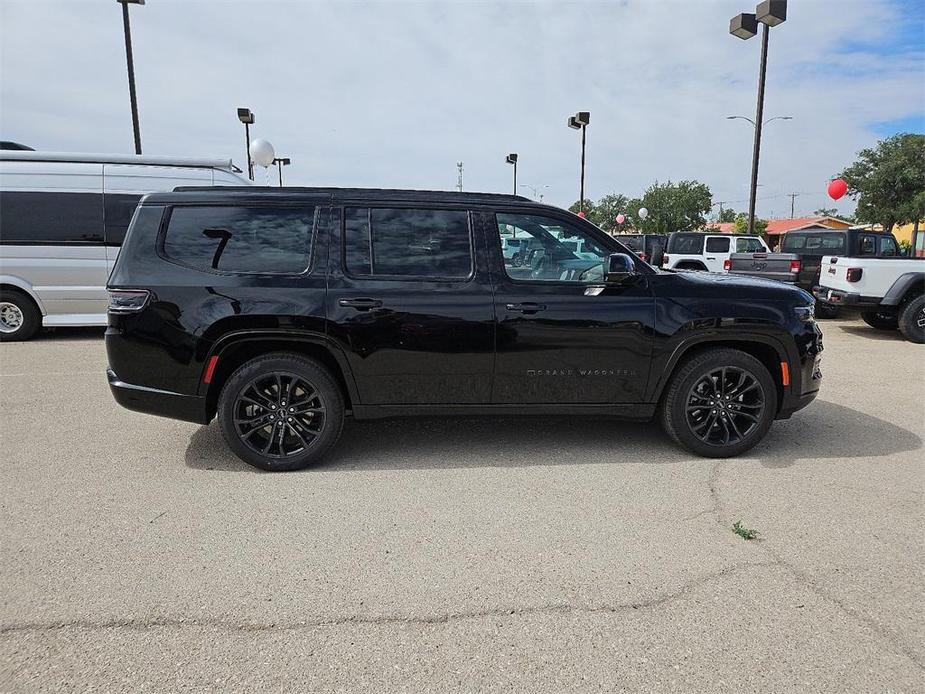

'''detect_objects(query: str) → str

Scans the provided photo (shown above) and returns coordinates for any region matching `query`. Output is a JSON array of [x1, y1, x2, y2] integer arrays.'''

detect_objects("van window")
[[705, 237, 730, 253], [0, 191, 104, 244], [345, 208, 472, 279], [781, 233, 845, 254], [667, 233, 705, 254], [162, 205, 314, 274], [104, 193, 142, 246], [736, 237, 765, 253]]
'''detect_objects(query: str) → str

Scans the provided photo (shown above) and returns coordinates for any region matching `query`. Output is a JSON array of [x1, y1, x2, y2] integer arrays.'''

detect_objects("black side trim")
[[351, 403, 657, 421]]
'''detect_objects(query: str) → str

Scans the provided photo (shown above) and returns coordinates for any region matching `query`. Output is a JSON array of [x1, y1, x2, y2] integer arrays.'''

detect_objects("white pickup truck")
[[816, 229, 924, 342]]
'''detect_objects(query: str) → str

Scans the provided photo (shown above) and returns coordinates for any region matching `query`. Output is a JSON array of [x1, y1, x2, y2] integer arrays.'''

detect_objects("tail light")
[[846, 268, 863, 282], [790, 259, 801, 274], [639, 252, 649, 262], [723, 259, 732, 271], [107, 289, 150, 313]]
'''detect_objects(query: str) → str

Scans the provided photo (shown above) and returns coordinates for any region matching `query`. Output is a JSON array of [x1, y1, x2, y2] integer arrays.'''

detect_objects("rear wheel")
[[0, 289, 40, 342], [217, 353, 345, 471], [662, 349, 777, 458], [861, 310, 898, 331], [897, 295, 925, 344]]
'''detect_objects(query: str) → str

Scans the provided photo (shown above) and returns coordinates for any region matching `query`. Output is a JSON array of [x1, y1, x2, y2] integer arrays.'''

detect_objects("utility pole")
[[788, 192, 798, 218], [456, 162, 464, 192]]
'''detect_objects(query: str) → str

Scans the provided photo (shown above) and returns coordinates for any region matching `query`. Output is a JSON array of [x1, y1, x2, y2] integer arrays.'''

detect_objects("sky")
[[1, 0, 923, 220]]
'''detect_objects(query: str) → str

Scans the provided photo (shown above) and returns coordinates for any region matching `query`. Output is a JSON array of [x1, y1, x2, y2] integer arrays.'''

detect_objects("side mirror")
[[605, 253, 637, 284]]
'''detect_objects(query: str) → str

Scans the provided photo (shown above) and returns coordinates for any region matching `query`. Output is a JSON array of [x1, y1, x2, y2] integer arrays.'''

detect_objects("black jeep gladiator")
[[106, 188, 823, 470]]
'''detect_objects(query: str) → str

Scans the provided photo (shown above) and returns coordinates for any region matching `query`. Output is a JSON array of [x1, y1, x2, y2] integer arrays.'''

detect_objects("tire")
[[814, 302, 840, 320], [661, 348, 778, 458], [897, 295, 925, 344], [861, 310, 898, 331], [676, 262, 707, 272], [0, 289, 41, 342], [217, 353, 345, 471]]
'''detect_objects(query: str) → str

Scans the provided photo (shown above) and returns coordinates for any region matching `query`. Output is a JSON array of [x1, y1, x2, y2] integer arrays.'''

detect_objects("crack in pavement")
[[0, 560, 779, 636], [708, 459, 925, 672]]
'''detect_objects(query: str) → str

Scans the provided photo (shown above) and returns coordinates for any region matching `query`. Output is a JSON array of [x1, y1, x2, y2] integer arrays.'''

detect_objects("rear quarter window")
[[161, 205, 315, 274], [667, 233, 705, 254]]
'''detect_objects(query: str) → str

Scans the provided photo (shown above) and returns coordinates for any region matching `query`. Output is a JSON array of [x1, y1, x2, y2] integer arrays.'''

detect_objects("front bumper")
[[813, 287, 882, 311], [107, 369, 211, 425]]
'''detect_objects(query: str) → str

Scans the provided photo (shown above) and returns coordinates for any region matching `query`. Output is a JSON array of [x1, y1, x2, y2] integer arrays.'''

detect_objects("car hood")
[[662, 270, 813, 303]]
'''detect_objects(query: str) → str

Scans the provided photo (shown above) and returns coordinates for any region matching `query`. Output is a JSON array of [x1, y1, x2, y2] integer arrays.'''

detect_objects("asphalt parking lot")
[[1, 317, 922, 692]]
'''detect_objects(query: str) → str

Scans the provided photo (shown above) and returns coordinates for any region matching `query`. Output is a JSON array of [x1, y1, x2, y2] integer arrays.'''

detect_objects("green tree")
[[568, 199, 598, 224], [717, 207, 738, 223], [733, 213, 768, 236], [637, 180, 713, 234], [838, 133, 925, 233], [594, 193, 631, 232], [813, 207, 839, 217]]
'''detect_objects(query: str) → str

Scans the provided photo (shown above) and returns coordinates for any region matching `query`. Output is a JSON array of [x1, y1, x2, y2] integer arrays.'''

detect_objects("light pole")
[[116, 0, 144, 155], [273, 157, 290, 187], [237, 108, 255, 181], [567, 112, 590, 213], [505, 153, 518, 194], [727, 115, 792, 127], [730, 0, 787, 235], [519, 183, 549, 201]]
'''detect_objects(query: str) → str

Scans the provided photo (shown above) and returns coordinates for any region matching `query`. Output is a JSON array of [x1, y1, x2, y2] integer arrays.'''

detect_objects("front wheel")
[[861, 310, 898, 331], [217, 353, 345, 471], [898, 295, 925, 344], [0, 289, 41, 342], [661, 349, 777, 458]]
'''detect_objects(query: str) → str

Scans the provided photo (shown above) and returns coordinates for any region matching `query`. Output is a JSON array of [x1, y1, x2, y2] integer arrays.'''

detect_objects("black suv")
[[106, 188, 823, 471]]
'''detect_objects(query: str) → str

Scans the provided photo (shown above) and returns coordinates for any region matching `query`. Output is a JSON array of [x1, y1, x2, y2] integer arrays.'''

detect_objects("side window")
[[879, 236, 898, 257], [0, 191, 104, 244], [736, 237, 764, 253], [915, 230, 925, 258], [858, 234, 877, 256], [104, 193, 142, 246], [344, 207, 472, 279], [705, 237, 730, 253], [162, 205, 314, 273], [495, 213, 611, 283]]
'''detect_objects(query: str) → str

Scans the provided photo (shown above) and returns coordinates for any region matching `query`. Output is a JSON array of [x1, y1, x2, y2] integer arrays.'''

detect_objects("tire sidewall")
[[665, 350, 778, 458], [0, 290, 40, 342], [898, 296, 925, 344], [217, 354, 344, 471]]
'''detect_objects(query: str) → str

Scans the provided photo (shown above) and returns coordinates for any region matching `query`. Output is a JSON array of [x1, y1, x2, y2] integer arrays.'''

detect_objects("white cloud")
[[1, 0, 922, 219]]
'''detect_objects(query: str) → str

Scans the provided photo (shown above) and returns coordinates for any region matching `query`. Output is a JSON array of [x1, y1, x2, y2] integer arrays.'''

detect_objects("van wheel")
[[217, 353, 345, 471], [897, 295, 925, 344], [662, 349, 777, 458], [0, 289, 41, 342], [861, 310, 898, 331]]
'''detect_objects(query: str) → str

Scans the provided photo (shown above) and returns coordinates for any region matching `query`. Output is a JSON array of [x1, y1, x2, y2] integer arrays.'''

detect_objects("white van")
[[0, 151, 252, 340], [662, 231, 768, 273]]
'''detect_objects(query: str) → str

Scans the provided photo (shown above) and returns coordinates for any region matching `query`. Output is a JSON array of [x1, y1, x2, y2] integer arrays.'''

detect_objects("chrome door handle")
[[338, 298, 383, 311], [506, 302, 547, 314]]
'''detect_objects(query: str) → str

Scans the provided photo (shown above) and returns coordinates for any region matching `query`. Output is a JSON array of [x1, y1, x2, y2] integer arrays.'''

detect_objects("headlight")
[[794, 303, 815, 322]]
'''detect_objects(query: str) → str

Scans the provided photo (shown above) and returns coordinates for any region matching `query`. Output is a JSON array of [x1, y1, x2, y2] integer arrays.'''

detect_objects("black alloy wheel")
[[685, 367, 765, 447]]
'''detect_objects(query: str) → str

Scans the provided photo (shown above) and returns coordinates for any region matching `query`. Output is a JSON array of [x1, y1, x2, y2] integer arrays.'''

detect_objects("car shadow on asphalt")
[[836, 325, 908, 342], [35, 327, 107, 341], [184, 399, 921, 473]]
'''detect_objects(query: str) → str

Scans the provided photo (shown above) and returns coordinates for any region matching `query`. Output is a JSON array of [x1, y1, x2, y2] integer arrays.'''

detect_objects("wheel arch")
[[649, 335, 790, 413], [674, 261, 708, 271], [200, 331, 359, 419], [882, 272, 925, 306], [0, 278, 45, 315]]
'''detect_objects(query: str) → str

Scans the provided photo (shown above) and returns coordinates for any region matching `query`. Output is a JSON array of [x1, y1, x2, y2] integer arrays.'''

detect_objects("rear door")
[[0, 160, 107, 322], [325, 205, 494, 405], [704, 236, 731, 272]]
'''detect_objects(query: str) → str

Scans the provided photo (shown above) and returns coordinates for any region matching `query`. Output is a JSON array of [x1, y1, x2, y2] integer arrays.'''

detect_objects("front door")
[[484, 210, 655, 404], [326, 205, 494, 405]]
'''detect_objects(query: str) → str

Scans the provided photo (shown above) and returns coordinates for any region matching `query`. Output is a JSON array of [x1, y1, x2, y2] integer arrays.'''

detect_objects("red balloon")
[[577, 211, 586, 218], [828, 179, 848, 201]]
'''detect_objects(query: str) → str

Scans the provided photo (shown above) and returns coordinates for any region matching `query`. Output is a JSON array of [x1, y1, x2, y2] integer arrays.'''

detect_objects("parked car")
[[815, 227, 924, 343], [728, 228, 901, 318], [0, 150, 251, 341], [106, 188, 823, 470], [616, 233, 667, 266], [662, 232, 768, 273]]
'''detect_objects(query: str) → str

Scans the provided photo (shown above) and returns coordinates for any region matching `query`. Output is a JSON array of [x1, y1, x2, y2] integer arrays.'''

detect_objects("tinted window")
[[782, 233, 845, 254], [736, 237, 765, 253], [667, 233, 705, 254], [0, 191, 103, 244], [879, 236, 898, 257], [705, 237, 730, 253], [104, 193, 142, 246], [858, 234, 877, 256], [345, 207, 472, 279], [620, 235, 644, 251], [163, 205, 314, 273]]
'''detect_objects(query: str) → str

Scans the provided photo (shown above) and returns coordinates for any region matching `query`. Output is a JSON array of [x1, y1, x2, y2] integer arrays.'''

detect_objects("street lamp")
[[116, 0, 144, 155], [727, 115, 793, 127], [273, 157, 290, 187], [519, 183, 550, 201], [505, 153, 518, 194], [729, 0, 787, 234], [237, 108, 255, 181], [567, 111, 590, 213]]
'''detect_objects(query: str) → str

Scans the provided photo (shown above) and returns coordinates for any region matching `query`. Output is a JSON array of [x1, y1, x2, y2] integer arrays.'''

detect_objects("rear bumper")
[[107, 368, 211, 425], [813, 287, 883, 311]]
